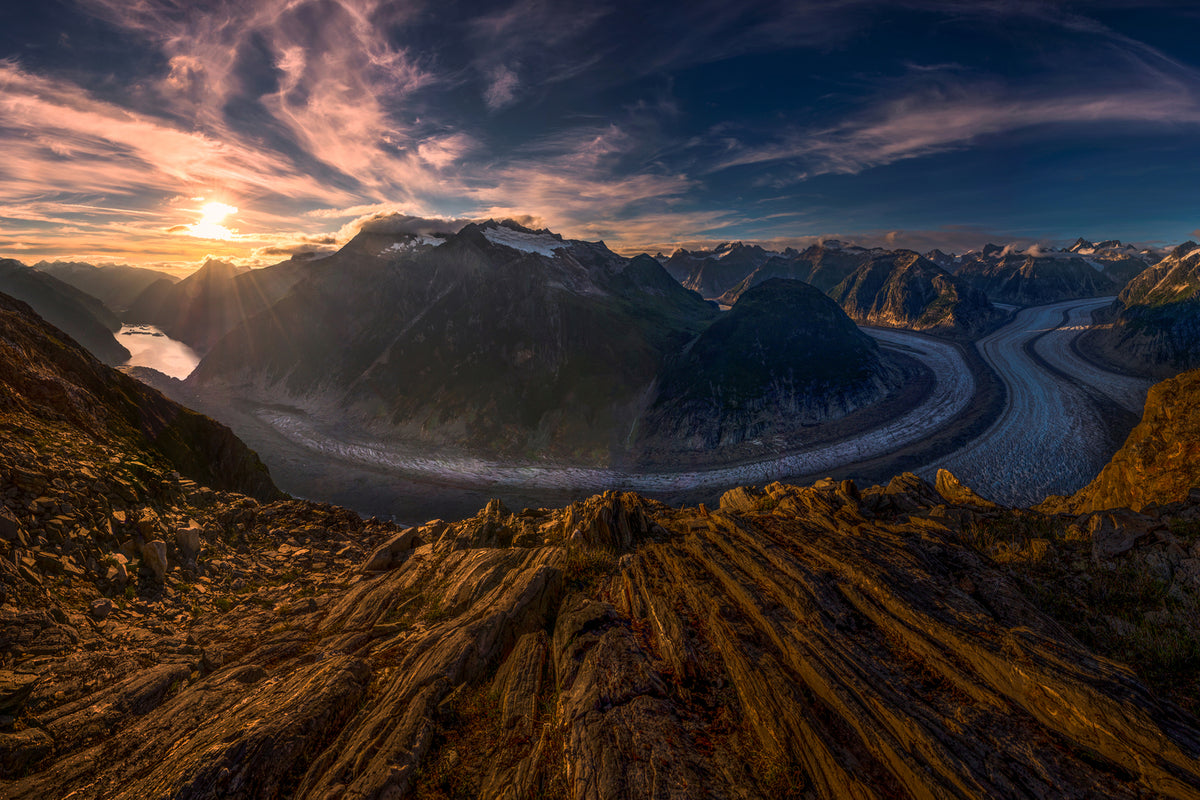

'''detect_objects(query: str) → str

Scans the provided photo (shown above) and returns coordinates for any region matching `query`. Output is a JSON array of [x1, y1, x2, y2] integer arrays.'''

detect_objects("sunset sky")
[[2, 0, 1199, 272]]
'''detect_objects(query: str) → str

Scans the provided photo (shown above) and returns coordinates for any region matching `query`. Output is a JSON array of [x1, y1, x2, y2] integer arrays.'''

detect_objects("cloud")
[[712, 85, 1200, 178], [304, 202, 423, 220], [484, 66, 519, 109], [340, 212, 471, 239], [251, 242, 337, 259]]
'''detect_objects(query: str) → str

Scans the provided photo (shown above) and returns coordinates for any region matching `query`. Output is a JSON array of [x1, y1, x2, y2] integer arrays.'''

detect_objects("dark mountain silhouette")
[[125, 256, 314, 353], [32, 260, 179, 312], [0, 258, 129, 364]]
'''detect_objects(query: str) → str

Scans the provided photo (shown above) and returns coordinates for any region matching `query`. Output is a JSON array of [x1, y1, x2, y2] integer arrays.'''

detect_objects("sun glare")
[[187, 201, 239, 240]]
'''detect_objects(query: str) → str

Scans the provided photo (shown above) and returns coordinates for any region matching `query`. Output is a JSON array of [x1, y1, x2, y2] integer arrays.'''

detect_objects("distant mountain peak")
[[1169, 241, 1200, 260]]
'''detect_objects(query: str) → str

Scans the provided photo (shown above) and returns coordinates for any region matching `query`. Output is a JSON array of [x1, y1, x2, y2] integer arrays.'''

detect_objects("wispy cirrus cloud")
[[711, 84, 1200, 179]]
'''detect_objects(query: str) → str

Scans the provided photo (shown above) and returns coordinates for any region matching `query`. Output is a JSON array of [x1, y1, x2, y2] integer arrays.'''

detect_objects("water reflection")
[[118, 325, 200, 379]]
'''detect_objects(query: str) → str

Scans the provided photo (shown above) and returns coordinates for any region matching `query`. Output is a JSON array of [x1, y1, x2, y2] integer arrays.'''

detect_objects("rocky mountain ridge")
[[659, 235, 1151, 325], [1080, 242, 1200, 377], [710, 247, 1003, 339], [951, 248, 1130, 306], [827, 250, 1005, 337], [0, 292, 279, 501], [1044, 367, 1200, 514]]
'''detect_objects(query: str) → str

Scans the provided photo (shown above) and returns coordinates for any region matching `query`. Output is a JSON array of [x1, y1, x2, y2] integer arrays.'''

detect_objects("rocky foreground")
[[2, 292, 1200, 798]]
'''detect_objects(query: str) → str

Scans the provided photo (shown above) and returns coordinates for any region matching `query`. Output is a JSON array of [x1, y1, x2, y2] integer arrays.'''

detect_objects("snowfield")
[[482, 227, 570, 256], [924, 297, 1150, 506], [256, 328, 974, 493]]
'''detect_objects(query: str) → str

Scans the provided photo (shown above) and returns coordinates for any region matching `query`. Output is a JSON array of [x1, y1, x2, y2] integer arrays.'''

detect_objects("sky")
[[2, 0, 1200, 272]]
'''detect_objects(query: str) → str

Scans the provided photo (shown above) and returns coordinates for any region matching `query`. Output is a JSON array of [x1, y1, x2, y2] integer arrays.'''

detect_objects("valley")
[[931, 297, 1151, 505], [165, 295, 1143, 518]]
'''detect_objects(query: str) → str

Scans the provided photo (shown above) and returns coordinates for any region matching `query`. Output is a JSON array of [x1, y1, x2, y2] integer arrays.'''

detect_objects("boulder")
[[0, 507, 23, 543], [1087, 510, 1158, 561], [90, 598, 114, 620], [936, 469, 1000, 509], [0, 671, 39, 714], [140, 539, 168, 581], [718, 486, 765, 513], [360, 528, 422, 573], [175, 521, 202, 563]]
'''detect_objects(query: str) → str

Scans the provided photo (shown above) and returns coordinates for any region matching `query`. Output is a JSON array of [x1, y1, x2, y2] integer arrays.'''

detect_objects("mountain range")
[[949, 239, 1149, 305], [666, 240, 1003, 338], [669, 237, 1157, 317], [32, 260, 178, 313], [124, 256, 315, 354], [184, 221, 909, 462]]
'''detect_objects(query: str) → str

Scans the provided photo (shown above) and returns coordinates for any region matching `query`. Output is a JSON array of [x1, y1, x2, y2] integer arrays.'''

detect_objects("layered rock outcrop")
[[1048, 367, 1200, 513], [2, 285, 1200, 799]]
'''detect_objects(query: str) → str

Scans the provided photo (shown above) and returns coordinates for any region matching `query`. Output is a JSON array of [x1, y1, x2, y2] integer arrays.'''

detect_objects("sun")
[[187, 201, 239, 240]]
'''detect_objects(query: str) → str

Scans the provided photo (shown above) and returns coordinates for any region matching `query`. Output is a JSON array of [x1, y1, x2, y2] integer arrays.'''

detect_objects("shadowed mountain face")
[[1082, 243, 1200, 377], [828, 251, 1005, 337], [125, 257, 314, 354], [716, 242, 878, 299], [0, 291, 279, 500], [662, 242, 776, 298], [643, 278, 904, 449], [32, 261, 179, 313], [0, 259, 129, 365], [949, 241, 1147, 305], [955, 254, 1117, 304], [188, 222, 902, 461]]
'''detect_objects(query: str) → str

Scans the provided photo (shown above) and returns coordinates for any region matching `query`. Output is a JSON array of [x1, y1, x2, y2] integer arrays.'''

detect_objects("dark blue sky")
[[1, 0, 1198, 269]]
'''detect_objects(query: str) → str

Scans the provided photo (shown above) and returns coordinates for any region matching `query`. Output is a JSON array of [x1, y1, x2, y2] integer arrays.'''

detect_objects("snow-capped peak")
[[483, 225, 570, 256], [381, 234, 444, 255]]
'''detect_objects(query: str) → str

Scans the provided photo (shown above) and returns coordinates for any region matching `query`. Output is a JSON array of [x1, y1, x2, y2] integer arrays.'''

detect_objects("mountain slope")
[[125, 256, 313, 353], [0, 290, 279, 500], [952, 250, 1122, 305], [663, 242, 775, 298], [32, 260, 179, 312], [715, 248, 1003, 339], [2, 284, 1200, 797], [714, 243, 877, 301], [0, 258, 129, 365], [1050, 367, 1200, 513], [1081, 242, 1200, 377], [828, 251, 1004, 337], [189, 222, 903, 462], [643, 278, 904, 449], [2, 464, 1199, 797]]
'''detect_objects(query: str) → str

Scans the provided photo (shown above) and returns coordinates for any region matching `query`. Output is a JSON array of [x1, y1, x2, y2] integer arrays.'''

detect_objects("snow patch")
[[382, 235, 443, 255], [484, 226, 569, 256]]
